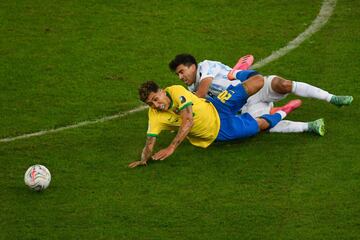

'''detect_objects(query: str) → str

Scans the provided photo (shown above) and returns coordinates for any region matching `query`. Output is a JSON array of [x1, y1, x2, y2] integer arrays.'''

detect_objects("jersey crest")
[[179, 96, 186, 104]]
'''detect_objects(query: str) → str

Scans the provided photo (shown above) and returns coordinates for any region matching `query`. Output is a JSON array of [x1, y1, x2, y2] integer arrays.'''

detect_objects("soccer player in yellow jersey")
[[128, 77, 299, 168]]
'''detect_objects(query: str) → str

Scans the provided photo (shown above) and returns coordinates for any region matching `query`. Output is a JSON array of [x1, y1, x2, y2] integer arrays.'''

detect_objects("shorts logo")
[[179, 96, 186, 104]]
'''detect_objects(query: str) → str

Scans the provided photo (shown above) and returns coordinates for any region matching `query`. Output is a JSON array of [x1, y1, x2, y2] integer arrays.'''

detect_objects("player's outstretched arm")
[[194, 77, 213, 98], [152, 106, 194, 161], [128, 136, 157, 168]]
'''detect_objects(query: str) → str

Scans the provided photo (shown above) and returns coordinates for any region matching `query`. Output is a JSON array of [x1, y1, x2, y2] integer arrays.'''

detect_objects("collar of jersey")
[[196, 68, 201, 82], [166, 91, 173, 110]]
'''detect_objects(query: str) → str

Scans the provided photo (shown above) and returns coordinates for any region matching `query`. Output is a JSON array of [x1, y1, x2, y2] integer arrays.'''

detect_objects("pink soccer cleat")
[[270, 99, 302, 115], [227, 54, 254, 80]]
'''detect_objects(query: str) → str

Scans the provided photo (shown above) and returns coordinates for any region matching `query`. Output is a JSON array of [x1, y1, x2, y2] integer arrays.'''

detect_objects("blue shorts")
[[208, 84, 249, 114], [207, 84, 260, 141], [216, 113, 260, 141]]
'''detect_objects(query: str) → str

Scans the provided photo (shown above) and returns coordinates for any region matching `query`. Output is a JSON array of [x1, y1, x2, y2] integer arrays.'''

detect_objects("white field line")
[[252, 0, 337, 69], [0, 105, 148, 143], [0, 0, 336, 143]]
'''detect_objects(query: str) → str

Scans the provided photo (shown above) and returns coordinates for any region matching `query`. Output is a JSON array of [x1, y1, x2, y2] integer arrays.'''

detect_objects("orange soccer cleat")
[[227, 54, 254, 80], [270, 99, 302, 115]]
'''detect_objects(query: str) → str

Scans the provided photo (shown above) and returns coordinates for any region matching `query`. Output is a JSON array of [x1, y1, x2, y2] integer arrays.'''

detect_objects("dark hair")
[[169, 54, 197, 72], [138, 81, 159, 102]]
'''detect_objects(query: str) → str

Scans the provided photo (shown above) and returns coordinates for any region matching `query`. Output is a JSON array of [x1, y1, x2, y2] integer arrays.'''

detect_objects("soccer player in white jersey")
[[169, 54, 353, 136]]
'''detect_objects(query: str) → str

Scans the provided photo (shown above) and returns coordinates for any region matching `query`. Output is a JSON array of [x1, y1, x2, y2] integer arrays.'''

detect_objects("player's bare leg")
[[270, 76, 353, 107], [242, 75, 265, 96]]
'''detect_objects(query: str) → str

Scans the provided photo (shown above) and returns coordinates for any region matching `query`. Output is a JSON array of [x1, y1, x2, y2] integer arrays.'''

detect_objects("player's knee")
[[271, 77, 292, 94], [244, 75, 264, 96]]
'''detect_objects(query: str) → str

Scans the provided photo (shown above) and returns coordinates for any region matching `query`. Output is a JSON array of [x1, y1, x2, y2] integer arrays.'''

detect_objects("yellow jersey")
[[147, 85, 220, 148]]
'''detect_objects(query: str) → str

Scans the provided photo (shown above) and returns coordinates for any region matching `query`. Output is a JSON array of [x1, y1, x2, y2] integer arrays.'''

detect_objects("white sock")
[[276, 110, 287, 119], [269, 120, 309, 133], [292, 81, 333, 102], [233, 70, 241, 79]]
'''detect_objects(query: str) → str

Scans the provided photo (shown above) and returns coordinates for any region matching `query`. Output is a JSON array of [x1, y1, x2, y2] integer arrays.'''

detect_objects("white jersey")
[[188, 60, 241, 97], [187, 59, 274, 118]]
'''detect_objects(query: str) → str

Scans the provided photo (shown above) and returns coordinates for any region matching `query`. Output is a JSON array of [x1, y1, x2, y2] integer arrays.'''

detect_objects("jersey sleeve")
[[198, 60, 222, 82], [146, 109, 163, 137]]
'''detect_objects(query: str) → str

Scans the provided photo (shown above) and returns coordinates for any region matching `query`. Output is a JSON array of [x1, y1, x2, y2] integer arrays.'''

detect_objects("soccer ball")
[[24, 165, 51, 191]]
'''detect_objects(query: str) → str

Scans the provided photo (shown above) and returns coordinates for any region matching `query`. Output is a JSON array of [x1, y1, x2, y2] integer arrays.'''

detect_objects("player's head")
[[169, 54, 197, 86], [139, 81, 170, 111]]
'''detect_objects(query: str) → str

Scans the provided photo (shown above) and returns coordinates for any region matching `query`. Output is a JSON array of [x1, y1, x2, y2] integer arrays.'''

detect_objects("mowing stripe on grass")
[[0, 0, 336, 143]]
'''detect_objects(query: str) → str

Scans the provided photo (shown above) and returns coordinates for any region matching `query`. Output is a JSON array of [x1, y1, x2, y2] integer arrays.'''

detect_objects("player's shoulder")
[[199, 59, 216, 66], [147, 106, 158, 118], [200, 59, 225, 65], [199, 59, 228, 69], [166, 85, 194, 104], [166, 85, 188, 93]]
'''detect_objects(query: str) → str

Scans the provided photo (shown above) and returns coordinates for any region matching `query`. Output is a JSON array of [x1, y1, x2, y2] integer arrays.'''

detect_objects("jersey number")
[[217, 90, 232, 103]]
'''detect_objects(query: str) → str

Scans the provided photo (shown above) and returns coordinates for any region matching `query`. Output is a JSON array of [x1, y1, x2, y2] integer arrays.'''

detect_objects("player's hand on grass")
[[152, 146, 175, 161], [128, 160, 147, 168]]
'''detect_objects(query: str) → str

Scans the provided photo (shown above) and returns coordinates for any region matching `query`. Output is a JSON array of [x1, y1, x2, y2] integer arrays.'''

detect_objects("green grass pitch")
[[1, 0, 360, 239]]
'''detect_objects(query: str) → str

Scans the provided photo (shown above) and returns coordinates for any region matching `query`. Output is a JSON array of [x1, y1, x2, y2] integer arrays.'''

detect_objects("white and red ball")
[[24, 165, 51, 191]]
